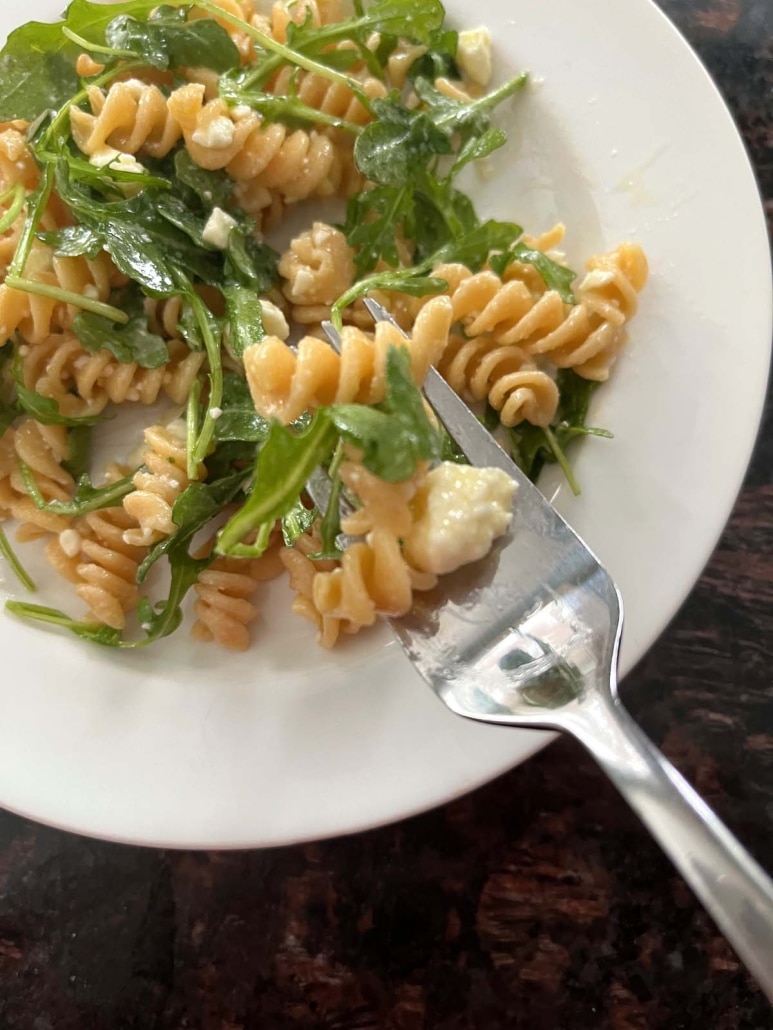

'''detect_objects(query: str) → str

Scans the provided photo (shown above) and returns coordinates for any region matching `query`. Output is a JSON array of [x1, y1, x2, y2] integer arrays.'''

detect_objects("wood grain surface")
[[1, 0, 772, 1027]]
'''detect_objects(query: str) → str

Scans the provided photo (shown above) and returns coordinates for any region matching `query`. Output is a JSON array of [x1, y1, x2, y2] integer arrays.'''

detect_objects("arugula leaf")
[[104, 10, 239, 72], [281, 496, 317, 547], [354, 97, 452, 188], [63, 424, 92, 481], [344, 185, 413, 274], [19, 468, 135, 516], [64, 0, 162, 45], [433, 219, 522, 271], [330, 347, 441, 482], [73, 310, 170, 368], [222, 287, 265, 360], [0, 525, 35, 591], [173, 150, 233, 211], [214, 374, 269, 444], [15, 384, 102, 427], [38, 224, 104, 259], [349, 0, 445, 45], [134, 541, 210, 645], [450, 126, 507, 178], [224, 232, 278, 292], [217, 413, 337, 555], [332, 222, 521, 325], [489, 243, 576, 303], [0, 21, 78, 120], [137, 471, 248, 582], [102, 219, 179, 297], [5, 601, 122, 646], [406, 28, 458, 81]]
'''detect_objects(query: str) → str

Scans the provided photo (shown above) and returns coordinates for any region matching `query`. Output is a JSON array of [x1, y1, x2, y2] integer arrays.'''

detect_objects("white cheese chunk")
[[260, 299, 289, 340], [405, 462, 516, 575], [109, 152, 145, 176], [202, 207, 237, 249], [89, 146, 121, 168], [191, 116, 235, 149], [58, 528, 82, 559], [456, 28, 493, 87]]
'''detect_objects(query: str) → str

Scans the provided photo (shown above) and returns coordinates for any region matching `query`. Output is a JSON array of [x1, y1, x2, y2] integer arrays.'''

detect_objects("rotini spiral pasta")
[[311, 463, 436, 631], [122, 422, 202, 547], [0, 420, 74, 541], [20, 332, 205, 417], [70, 80, 182, 161], [191, 531, 284, 650], [280, 522, 357, 648], [244, 295, 453, 423], [166, 85, 343, 206], [278, 223, 356, 325], [432, 241, 648, 381], [437, 333, 559, 427], [0, 0, 650, 658], [73, 507, 147, 629]]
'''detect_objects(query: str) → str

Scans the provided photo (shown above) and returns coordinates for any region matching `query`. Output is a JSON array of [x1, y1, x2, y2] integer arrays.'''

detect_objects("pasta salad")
[[0, 0, 648, 650]]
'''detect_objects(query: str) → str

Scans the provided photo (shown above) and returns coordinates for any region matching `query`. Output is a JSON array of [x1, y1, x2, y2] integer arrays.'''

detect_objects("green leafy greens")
[[0, 0, 619, 649]]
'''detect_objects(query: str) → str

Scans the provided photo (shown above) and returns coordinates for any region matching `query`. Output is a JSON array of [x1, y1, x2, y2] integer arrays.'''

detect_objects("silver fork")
[[316, 300, 773, 999]]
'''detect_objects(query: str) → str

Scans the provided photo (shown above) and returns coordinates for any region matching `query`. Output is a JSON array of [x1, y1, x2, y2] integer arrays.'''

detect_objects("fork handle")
[[569, 693, 773, 1001]]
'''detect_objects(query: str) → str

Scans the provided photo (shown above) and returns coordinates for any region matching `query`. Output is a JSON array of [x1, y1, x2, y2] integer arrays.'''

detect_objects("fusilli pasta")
[[0, 420, 74, 541], [244, 295, 453, 423], [122, 422, 202, 547]]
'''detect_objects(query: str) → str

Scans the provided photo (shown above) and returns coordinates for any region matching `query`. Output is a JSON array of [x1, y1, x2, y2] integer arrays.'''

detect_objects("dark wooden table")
[[1, 2, 772, 1027]]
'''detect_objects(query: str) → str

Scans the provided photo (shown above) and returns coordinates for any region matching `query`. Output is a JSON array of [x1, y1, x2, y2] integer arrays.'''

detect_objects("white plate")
[[0, 0, 770, 848]]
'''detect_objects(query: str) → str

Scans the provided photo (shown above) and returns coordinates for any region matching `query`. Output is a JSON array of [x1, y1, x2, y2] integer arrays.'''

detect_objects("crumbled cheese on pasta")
[[202, 207, 237, 249], [260, 299, 289, 340], [89, 146, 121, 168], [58, 529, 82, 559], [456, 28, 493, 87], [405, 462, 516, 575], [109, 152, 145, 176], [191, 116, 235, 149]]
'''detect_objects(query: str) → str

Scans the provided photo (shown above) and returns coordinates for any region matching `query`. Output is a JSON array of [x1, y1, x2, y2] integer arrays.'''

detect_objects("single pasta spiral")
[[432, 241, 648, 382], [437, 333, 559, 427], [432, 262, 567, 345], [70, 81, 182, 160], [244, 295, 453, 423], [0, 420, 74, 540], [21, 332, 205, 418], [166, 84, 342, 206], [122, 423, 202, 547], [311, 463, 436, 630], [74, 507, 147, 629], [278, 223, 356, 324], [280, 522, 356, 648], [191, 532, 284, 650]]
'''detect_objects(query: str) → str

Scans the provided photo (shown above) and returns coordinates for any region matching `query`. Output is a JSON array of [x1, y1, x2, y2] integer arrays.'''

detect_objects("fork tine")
[[363, 297, 403, 331], [320, 320, 343, 353]]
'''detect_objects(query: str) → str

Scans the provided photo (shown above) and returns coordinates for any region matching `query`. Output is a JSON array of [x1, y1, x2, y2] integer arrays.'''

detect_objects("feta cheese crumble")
[[456, 28, 493, 87], [405, 462, 516, 575], [191, 116, 235, 149], [202, 207, 237, 249]]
